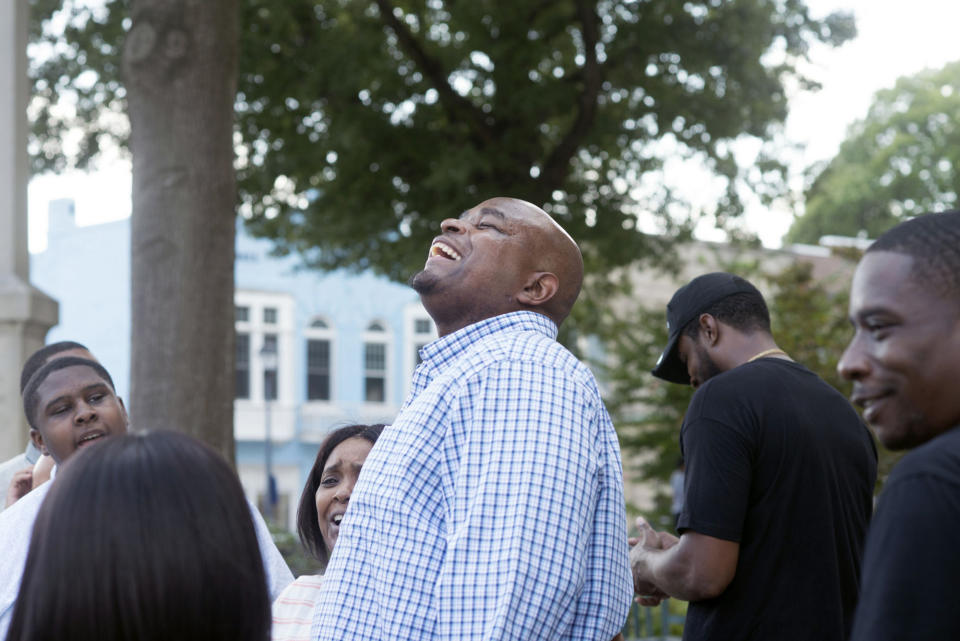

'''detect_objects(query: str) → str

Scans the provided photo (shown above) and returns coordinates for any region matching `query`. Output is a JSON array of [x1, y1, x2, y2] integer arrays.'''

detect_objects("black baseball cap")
[[651, 272, 763, 384]]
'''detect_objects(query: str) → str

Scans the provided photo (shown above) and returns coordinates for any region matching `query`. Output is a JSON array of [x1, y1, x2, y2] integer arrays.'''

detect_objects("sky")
[[26, 0, 960, 252]]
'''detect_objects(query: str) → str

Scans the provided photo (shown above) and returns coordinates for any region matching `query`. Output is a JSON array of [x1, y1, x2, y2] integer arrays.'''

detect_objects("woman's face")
[[315, 437, 373, 552]]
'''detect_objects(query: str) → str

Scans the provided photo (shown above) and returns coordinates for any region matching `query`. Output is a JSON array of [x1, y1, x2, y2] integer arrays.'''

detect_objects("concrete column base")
[[0, 276, 58, 459]]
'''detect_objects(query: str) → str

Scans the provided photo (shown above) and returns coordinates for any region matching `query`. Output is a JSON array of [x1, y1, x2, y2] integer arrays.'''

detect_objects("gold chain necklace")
[[746, 348, 789, 363]]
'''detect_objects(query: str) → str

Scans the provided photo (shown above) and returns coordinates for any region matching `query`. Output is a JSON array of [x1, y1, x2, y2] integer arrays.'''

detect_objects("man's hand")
[[629, 516, 678, 605], [633, 516, 679, 550], [5, 467, 34, 508]]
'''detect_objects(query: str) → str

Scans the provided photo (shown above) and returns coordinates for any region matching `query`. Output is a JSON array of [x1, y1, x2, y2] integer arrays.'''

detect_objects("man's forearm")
[[631, 539, 730, 602], [633, 544, 694, 600]]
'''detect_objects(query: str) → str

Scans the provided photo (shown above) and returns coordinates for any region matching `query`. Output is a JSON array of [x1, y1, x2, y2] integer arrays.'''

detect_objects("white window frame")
[[234, 290, 296, 442], [362, 319, 391, 406], [304, 316, 336, 405]]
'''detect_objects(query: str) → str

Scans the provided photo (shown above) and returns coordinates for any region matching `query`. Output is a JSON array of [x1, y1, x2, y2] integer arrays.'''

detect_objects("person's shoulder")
[[888, 426, 960, 485], [274, 574, 324, 604], [0, 481, 51, 579], [472, 324, 589, 376], [0, 479, 50, 526], [0, 453, 29, 475]]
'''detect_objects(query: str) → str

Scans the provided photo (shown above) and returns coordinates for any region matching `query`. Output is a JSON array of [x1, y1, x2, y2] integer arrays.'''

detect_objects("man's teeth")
[[79, 433, 102, 444], [429, 242, 461, 260], [332, 514, 343, 525]]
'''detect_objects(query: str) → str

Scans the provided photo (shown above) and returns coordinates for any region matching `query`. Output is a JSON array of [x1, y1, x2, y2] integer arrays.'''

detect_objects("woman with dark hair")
[[5, 431, 271, 641], [272, 423, 384, 641]]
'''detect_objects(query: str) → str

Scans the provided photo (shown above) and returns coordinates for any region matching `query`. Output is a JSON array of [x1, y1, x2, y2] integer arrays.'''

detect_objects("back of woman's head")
[[6, 430, 270, 641]]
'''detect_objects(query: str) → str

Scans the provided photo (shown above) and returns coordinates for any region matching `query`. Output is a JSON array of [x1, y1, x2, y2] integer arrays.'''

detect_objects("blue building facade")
[[31, 199, 436, 531]]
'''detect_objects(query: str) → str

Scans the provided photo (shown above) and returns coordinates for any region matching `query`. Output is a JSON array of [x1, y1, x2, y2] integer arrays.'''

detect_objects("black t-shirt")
[[678, 358, 877, 641], [849, 425, 960, 641]]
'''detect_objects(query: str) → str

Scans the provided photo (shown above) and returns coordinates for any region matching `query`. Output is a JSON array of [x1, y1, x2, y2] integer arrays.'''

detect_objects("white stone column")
[[0, 1, 58, 459]]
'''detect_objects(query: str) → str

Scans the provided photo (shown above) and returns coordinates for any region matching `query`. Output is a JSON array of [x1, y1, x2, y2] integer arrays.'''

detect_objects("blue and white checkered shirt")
[[312, 311, 632, 640]]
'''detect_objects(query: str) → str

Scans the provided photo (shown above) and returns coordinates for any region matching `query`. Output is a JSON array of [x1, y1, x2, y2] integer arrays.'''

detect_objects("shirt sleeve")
[[849, 473, 960, 641], [433, 359, 631, 640], [678, 414, 754, 542], [247, 498, 294, 600]]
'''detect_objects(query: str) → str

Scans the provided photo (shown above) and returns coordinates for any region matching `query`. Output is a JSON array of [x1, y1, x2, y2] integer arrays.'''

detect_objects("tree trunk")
[[124, 0, 239, 463]]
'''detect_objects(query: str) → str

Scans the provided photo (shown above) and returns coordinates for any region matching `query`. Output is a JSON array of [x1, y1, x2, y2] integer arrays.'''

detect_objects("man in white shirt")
[[0, 356, 292, 637]]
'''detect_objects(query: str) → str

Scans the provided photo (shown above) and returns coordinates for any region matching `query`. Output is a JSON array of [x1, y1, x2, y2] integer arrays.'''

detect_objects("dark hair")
[[19, 341, 91, 393], [868, 210, 960, 306], [297, 423, 384, 563], [681, 289, 772, 340], [5, 431, 270, 641], [22, 357, 116, 429]]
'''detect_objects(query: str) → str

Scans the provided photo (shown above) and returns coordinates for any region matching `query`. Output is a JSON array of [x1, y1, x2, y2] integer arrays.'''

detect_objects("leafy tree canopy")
[[30, 0, 853, 281], [787, 60, 960, 245]]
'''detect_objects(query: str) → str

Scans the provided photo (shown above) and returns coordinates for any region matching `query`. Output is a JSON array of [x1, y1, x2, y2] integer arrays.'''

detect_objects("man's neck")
[[433, 308, 550, 338], [721, 334, 784, 371]]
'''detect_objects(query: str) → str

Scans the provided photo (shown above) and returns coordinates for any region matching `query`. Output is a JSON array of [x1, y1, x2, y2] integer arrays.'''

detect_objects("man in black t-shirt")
[[630, 272, 877, 641], [839, 211, 960, 641]]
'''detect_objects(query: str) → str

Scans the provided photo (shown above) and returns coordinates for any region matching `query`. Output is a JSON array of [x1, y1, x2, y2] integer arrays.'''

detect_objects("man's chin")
[[410, 269, 438, 295]]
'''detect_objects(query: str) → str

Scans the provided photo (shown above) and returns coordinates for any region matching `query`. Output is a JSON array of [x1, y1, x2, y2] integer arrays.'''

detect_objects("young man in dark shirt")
[[839, 210, 960, 640], [631, 272, 877, 641]]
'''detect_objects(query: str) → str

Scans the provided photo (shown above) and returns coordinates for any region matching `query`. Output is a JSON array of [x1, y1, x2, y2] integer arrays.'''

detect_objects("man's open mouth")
[[77, 432, 105, 447], [429, 241, 461, 260]]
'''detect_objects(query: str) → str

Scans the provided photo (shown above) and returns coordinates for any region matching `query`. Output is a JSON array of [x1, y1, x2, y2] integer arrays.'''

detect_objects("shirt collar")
[[418, 311, 558, 373]]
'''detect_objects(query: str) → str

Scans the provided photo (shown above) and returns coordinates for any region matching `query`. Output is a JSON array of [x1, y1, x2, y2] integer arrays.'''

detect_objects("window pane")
[[235, 333, 250, 399], [264, 307, 278, 324], [307, 339, 330, 368], [365, 376, 385, 403], [264, 369, 278, 401], [307, 339, 331, 401], [262, 333, 278, 353], [308, 374, 330, 401], [235, 306, 249, 322], [364, 343, 385, 371], [415, 319, 432, 334]]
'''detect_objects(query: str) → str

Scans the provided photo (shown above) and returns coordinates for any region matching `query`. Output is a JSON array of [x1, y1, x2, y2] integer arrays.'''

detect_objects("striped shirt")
[[272, 574, 325, 641], [312, 311, 632, 640]]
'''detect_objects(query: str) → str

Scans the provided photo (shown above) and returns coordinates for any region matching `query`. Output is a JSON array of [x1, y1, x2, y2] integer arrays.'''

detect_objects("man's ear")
[[29, 428, 49, 457], [516, 272, 559, 308], [698, 314, 721, 347], [118, 397, 130, 427]]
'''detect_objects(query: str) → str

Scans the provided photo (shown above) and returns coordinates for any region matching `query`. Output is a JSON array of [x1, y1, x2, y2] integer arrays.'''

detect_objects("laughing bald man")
[[312, 198, 632, 640]]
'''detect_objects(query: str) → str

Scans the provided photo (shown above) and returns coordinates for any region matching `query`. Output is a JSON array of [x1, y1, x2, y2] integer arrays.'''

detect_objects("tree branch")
[[537, 0, 603, 193], [374, 0, 494, 146]]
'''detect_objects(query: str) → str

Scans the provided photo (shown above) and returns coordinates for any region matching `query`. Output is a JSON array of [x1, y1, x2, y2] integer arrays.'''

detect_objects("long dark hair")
[[6, 431, 270, 641], [296, 423, 384, 563]]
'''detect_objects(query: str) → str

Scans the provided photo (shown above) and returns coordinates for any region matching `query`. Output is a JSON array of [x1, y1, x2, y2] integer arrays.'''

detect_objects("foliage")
[[787, 60, 960, 244], [599, 249, 897, 528], [622, 598, 688, 639], [29, 0, 854, 283], [268, 520, 324, 578]]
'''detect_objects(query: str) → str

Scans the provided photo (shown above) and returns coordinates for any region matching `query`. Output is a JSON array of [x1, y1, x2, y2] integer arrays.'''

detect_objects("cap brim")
[[651, 331, 691, 385]]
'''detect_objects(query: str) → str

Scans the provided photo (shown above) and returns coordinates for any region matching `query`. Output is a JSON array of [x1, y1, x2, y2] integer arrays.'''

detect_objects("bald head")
[[491, 198, 584, 325], [412, 196, 585, 335]]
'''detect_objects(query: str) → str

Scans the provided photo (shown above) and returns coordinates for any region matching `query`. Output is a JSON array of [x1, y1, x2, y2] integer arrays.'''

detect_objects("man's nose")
[[74, 402, 97, 424], [440, 218, 465, 234], [837, 337, 868, 381]]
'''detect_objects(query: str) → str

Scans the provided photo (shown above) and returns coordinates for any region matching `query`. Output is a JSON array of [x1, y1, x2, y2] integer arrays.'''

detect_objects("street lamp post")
[[260, 340, 278, 522]]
